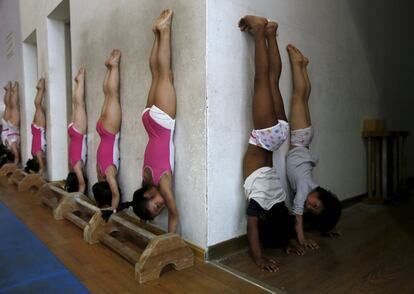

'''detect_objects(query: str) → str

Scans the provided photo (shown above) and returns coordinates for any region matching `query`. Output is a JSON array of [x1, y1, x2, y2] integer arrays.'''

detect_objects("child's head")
[[65, 172, 88, 193], [306, 186, 342, 232], [24, 157, 39, 173], [65, 172, 79, 192], [92, 181, 113, 208], [132, 185, 165, 221]]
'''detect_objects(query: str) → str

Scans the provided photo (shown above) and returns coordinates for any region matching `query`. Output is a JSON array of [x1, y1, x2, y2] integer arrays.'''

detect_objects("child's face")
[[144, 187, 166, 217], [305, 192, 322, 215]]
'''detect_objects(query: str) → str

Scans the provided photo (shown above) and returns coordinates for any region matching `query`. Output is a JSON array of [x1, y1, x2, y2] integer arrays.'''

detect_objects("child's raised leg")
[[287, 44, 309, 131], [100, 50, 121, 133], [72, 68, 87, 133], [153, 9, 176, 119], [33, 79, 46, 128], [146, 24, 160, 108], [266, 22, 287, 122]]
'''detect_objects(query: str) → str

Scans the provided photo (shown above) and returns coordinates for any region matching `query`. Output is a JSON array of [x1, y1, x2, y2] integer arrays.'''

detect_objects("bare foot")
[[265, 21, 278, 37], [238, 15, 268, 34], [155, 9, 173, 31], [75, 67, 85, 82], [36, 78, 45, 91], [287, 44, 303, 64], [303, 55, 309, 67], [108, 49, 121, 67], [4, 81, 12, 92], [12, 81, 19, 93]]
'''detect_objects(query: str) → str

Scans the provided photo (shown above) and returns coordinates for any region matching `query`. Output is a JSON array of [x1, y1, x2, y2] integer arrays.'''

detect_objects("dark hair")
[[65, 172, 79, 192], [258, 202, 296, 248], [131, 185, 153, 220], [25, 157, 40, 173], [92, 181, 112, 208], [0, 149, 14, 167], [65, 172, 88, 193], [309, 187, 342, 232]]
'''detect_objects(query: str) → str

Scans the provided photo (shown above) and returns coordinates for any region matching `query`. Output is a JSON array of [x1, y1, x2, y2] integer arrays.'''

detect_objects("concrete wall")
[[19, 0, 207, 247], [0, 0, 23, 123], [206, 0, 411, 246]]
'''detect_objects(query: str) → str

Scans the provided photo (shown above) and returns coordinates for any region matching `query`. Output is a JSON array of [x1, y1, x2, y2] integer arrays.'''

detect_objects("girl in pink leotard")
[[121, 10, 179, 233], [66, 68, 88, 194], [25, 78, 47, 175], [92, 50, 122, 214]]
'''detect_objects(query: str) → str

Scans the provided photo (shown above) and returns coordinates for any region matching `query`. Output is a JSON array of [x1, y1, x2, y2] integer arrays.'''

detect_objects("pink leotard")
[[68, 123, 87, 168], [96, 121, 119, 176], [31, 123, 46, 157], [142, 107, 174, 186]]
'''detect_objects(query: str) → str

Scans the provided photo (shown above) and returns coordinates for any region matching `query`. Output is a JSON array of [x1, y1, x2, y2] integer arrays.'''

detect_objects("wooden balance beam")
[[38, 184, 105, 244], [0, 163, 18, 177], [8, 169, 46, 192], [97, 212, 194, 283], [36, 184, 194, 283]]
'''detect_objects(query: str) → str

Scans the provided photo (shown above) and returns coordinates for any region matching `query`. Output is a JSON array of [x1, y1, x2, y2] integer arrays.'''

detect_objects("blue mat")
[[0, 202, 89, 294]]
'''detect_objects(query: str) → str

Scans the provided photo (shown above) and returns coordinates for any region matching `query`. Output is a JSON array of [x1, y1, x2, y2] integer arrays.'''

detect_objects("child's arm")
[[106, 167, 120, 211], [247, 215, 278, 272], [36, 153, 45, 176], [159, 174, 179, 233], [295, 214, 319, 249]]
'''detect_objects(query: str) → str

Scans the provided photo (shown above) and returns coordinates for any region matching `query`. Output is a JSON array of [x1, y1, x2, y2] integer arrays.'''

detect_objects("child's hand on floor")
[[285, 240, 305, 255], [299, 238, 319, 249], [255, 257, 279, 272]]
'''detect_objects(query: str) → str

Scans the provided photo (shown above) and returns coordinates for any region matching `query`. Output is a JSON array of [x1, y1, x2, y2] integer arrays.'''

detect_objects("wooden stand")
[[38, 184, 105, 244], [37, 184, 194, 282], [97, 212, 194, 283], [8, 169, 46, 192], [362, 119, 410, 202], [0, 163, 18, 177]]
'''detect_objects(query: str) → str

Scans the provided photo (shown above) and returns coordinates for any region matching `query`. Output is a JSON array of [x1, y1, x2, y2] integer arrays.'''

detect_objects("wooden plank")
[[367, 137, 373, 198], [100, 233, 140, 264], [381, 137, 388, 200], [64, 212, 88, 229], [75, 197, 99, 214], [111, 214, 156, 243]]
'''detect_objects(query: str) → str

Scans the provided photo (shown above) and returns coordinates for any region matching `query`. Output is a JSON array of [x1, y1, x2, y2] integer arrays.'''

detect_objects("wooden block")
[[89, 212, 194, 284], [17, 173, 46, 192], [363, 119, 386, 132], [136, 233, 194, 283], [0, 163, 17, 177], [8, 169, 27, 185]]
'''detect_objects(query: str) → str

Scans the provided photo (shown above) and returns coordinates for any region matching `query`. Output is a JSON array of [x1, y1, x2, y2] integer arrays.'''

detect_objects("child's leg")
[[33, 79, 46, 128], [153, 9, 176, 119], [9, 82, 20, 164], [302, 57, 312, 125], [100, 54, 112, 118], [287, 45, 309, 131], [239, 16, 277, 130], [72, 68, 87, 133], [265, 22, 287, 122], [146, 26, 160, 108], [239, 16, 275, 179], [100, 50, 121, 134], [9, 82, 20, 126], [3, 82, 11, 121]]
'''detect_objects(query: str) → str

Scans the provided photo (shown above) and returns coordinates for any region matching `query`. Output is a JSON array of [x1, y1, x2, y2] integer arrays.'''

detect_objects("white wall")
[[0, 0, 23, 119], [19, 0, 207, 248], [206, 0, 395, 246]]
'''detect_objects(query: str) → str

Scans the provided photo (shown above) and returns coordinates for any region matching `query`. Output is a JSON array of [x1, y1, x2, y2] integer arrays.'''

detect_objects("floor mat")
[[0, 201, 89, 293]]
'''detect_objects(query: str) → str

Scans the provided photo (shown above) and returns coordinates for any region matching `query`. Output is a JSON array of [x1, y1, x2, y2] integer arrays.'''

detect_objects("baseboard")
[[206, 235, 248, 261], [341, 193, 366, 208]]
